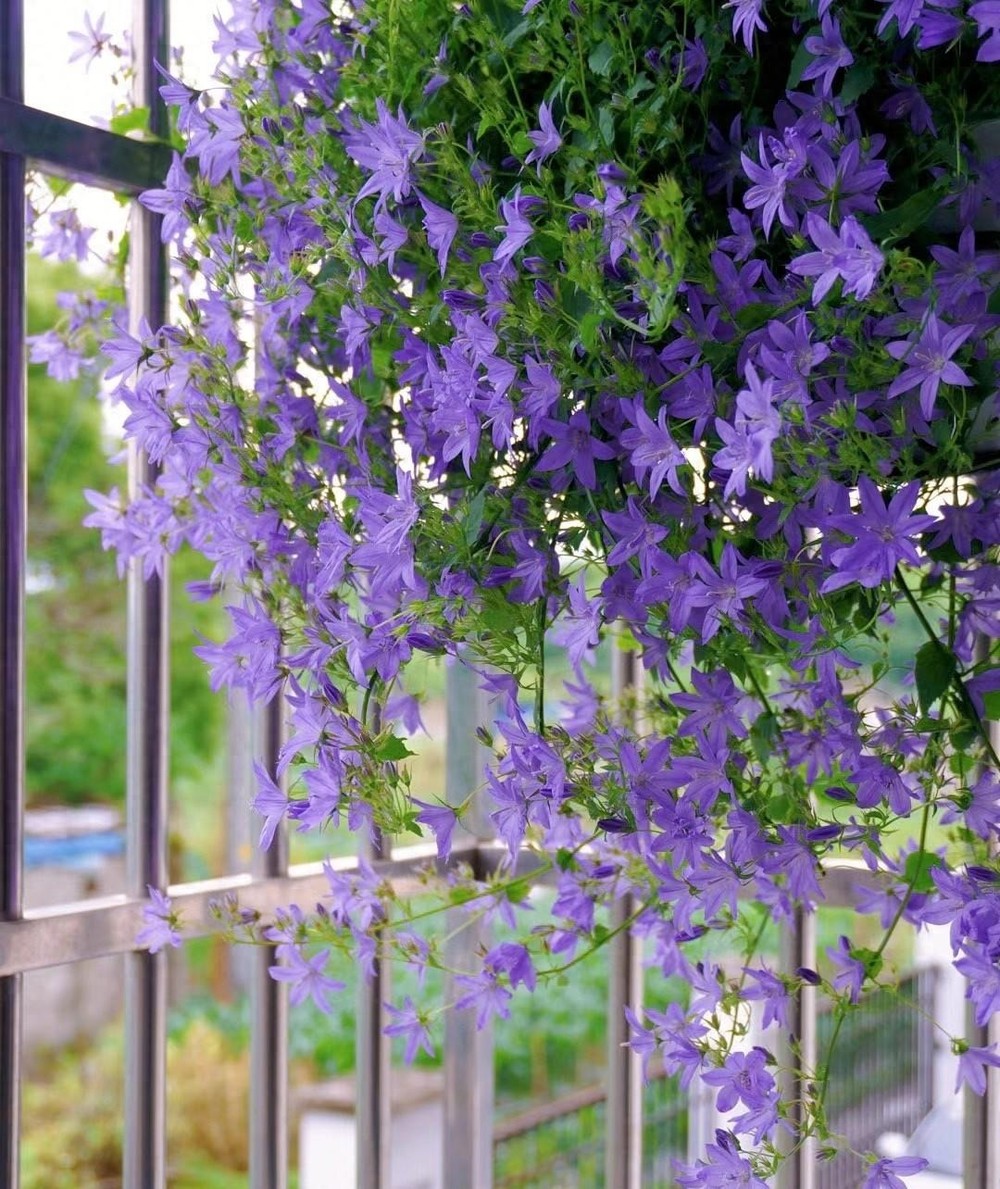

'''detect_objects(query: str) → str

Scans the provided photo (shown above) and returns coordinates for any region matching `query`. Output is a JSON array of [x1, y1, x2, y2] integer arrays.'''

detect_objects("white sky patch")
[[25, 1, 224, 257]]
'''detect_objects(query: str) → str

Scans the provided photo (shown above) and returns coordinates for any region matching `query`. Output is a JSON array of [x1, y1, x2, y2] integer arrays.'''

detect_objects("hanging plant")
[[65, 0, 1000, 1181]]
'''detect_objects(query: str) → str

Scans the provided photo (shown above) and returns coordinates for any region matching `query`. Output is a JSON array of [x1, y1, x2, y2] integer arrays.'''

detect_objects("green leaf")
[[786, 39, 813, 89], [588, 41, 615, 77], [734, 302, 774, 333], [597, 105, 615, 147], [376, 734, 416, 762], [750, 711, 779, 763], [461, 490, 486, 547], [109, 106, 150, 137], [903, 849, 945, 896], [863, 183, 948, 242], [578, 310, 604, 351], [839, 63, 875, 105], [984, 689, 1000, 721], [853, 946, 884, 982], [914, 641, 955, 713]]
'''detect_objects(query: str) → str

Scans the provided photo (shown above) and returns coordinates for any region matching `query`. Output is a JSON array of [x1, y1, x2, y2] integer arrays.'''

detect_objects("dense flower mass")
[[42, 0, 1000, 1179]]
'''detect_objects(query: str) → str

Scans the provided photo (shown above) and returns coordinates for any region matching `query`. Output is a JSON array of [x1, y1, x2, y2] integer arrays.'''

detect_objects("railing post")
[[123, 4, 170, 1187], [605, 645, 643, 1189], [965, 683, 1000, 1187], [443, 657, 494, 1189], [776, 905, 816, 1189], [250, 696, 289, 1189], [357, 698, 392, 1189], [0, 2, 26, 1184], [356, 824, 391, 1189]]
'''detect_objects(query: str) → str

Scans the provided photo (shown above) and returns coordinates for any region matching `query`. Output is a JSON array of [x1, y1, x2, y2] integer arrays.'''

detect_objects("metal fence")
[[816, 968, 937, 1189], [0, 3, 998, 1189], [493, 1060, 687, 1189]]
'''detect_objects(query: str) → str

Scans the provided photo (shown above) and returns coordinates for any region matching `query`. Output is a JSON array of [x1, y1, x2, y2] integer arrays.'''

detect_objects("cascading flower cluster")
[[49, 0, 1000, 1180]]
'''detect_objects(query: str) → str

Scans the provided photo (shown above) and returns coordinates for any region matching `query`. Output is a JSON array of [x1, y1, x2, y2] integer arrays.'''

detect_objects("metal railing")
[[0, 4, 996, 1188], [816, 968, 937, 1189], [493, 1060, 687, 1189]]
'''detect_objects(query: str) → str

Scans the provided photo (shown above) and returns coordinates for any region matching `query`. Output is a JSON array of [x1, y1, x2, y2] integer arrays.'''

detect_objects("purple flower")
[[713, 418, 755, 499], [139, 153, 193, 245], [691, 545, 769, 642], [850, 755, 914, 815], [955, 1042, 1000, 1095], [269, 947, 345, 1012], [38, 208, 94, 263], [625, 1007, 659, 1082], [826, 935, 866, 1003], [676, 1136, 769, 1188], [876, 0, 927, 37], [741, 136, 793, 238], [525, 101, 561, 172], [486, 942, 536, 991], [674, 38, 709, 91], [969, 1, 1000, 61], [941, 771, 1000, 839], [552, 573, 603, 667], [620, 405, 687, 499], [28, 330, 83, 382], [701, 1047, 777, 1116], [886, 313, 974, 419], [413, 798, 459, 861], [188, 105, 245, 186], [821, 478, 936, 592], [537, 410, 616, 490], [68, 11, 112, 66], [419, 193, 458, 276], [724, 0, 767, 52], [494, 188, 540, 267], [743, 967, 790, 1029], [802, 14, 854, 96], [790, 213, 884, 303], [344, 100, 426, 208], [602, 497, 667, 570], [955, 945, 1000, 1026], [673, 668, 750, 748], [373, 207, 408, 272], [454, 969, 513, 1028], [881, 81, 937, 137], [385, 997, 435, 1063], [137, 887, 182, 954], [861, 1156, 930, 1189], [915, 8, 964, 48], [571, 186, 635, 266], [930, 227, 1000, 308], [253, 762, 288, 849]]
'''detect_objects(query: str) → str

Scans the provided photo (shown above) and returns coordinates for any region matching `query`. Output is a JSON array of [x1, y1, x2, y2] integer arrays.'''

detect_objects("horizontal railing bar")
[[0, 847, 882, 978], [493, 1058, 671, 1146], [0, 840, 532, 975], [0, 98, 171, 195]]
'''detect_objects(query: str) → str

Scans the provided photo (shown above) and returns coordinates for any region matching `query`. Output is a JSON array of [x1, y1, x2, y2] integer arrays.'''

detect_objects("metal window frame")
[[0, 4, 996, 1189]]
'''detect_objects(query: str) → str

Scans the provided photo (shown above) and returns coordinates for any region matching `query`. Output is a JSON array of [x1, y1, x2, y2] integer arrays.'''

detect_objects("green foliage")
[[21, 1016, 275, 1188], [24, 257, 224, 806]]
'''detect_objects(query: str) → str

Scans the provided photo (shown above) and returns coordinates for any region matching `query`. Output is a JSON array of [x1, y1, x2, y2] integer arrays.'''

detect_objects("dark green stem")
[[895, 567, 1000, 771]]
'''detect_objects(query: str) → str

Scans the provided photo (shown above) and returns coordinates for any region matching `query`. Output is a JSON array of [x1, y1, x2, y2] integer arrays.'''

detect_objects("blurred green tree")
[[25, 255, 223, 806]]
